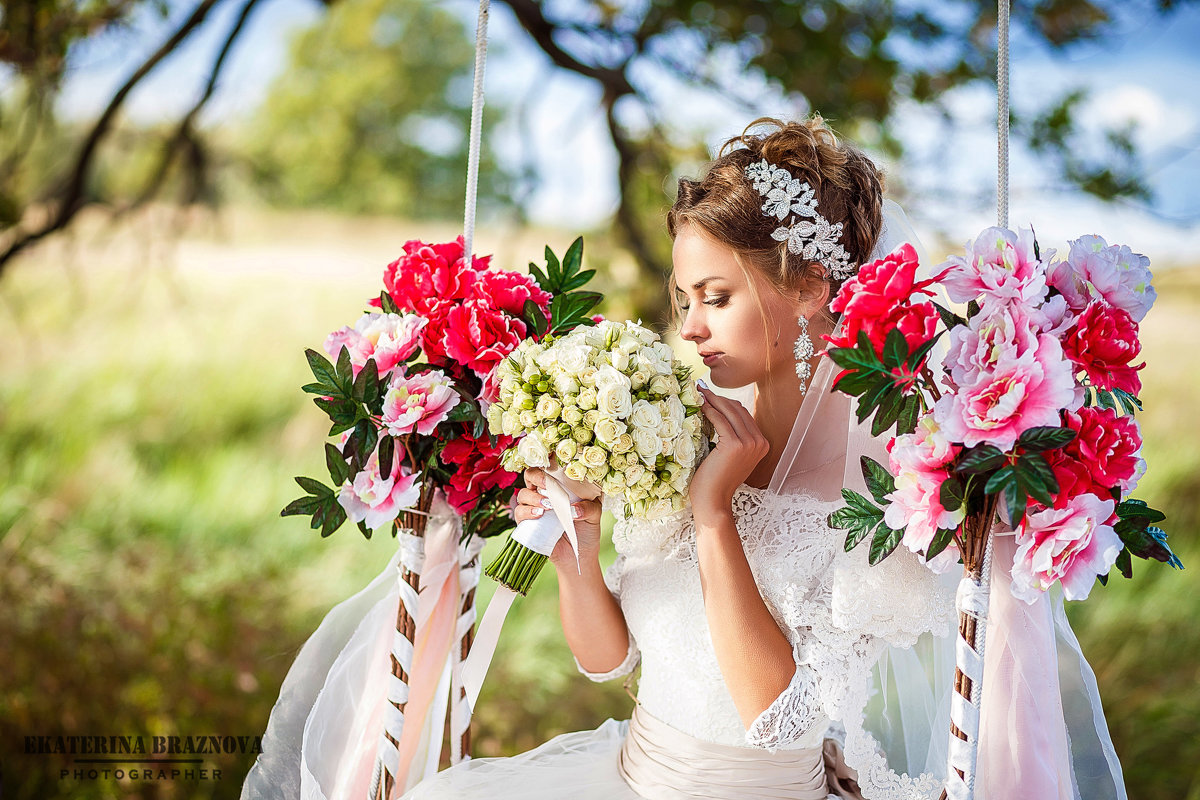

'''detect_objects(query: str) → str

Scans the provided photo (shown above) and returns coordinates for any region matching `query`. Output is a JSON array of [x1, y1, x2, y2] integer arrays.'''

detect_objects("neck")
[[746, 313, 836, 490]]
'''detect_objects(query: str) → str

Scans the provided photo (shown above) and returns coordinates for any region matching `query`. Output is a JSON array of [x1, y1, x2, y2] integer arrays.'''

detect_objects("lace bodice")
[[578, 485, 956, 799]]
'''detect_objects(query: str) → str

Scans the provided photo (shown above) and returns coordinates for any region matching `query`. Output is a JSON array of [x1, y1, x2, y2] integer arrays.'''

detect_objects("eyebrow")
[[690, 276, 724, 290]]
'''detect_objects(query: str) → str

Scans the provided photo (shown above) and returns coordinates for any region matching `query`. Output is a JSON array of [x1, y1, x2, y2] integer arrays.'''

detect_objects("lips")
[[698, 350, 723, 365]]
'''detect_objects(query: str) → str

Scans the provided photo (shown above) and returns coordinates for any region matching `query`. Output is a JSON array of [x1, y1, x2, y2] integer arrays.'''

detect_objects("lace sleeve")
[[573, 552, 640, 682]]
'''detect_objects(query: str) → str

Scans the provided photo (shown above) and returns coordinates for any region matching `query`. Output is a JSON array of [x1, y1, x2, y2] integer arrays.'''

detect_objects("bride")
[[244, 116, 1126, 800]]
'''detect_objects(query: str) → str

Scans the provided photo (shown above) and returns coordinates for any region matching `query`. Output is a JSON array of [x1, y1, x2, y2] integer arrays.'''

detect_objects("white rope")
[[462, 0, 491, 263], [997, 0, 1010, 228]]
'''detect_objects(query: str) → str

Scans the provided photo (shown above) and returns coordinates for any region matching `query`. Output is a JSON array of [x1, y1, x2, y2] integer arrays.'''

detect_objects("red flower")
[[374, 237, 486, 315], [442, 298, 525, 378], [1042, 407, 1144, 508], [1060, 300, 1144, 396], [473, 269, 551, 320], [441, 429, 517, 513], [826, 243, 943, 364]]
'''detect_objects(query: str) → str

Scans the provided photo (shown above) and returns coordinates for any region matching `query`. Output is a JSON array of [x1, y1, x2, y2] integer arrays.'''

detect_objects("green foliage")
[[524, 237, 603, 337], [828, 457, 904, 565], [239, 0, 510, 219], [826, 329, 930, 436]]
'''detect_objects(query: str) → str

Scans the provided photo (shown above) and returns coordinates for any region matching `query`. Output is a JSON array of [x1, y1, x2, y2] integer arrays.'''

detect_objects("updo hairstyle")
[[667, 116, 886, 313]]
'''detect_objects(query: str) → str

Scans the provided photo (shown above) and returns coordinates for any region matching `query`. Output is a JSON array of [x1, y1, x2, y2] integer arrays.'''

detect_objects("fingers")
[[523, 468, 545, 490], [697, 386, 768, 459], [572, 498, 601, 524], [513, 485, 600, 525]]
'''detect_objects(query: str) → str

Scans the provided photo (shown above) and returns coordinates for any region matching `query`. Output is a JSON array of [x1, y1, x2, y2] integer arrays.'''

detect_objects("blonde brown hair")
[[667, 116, 885, 314]]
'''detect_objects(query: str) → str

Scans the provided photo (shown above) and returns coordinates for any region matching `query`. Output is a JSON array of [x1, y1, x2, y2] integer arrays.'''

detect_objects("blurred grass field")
[[1, 206, 1197, 799]]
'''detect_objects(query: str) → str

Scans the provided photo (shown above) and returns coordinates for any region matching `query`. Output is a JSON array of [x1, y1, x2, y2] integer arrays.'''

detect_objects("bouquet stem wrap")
[[461, 467, 599, 710], [942, 496, 999, 800], [368, 489, 482, 800]]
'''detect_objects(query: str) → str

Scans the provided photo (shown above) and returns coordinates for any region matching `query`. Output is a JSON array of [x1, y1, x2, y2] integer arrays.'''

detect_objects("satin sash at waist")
[[617, 705, 863, 800]]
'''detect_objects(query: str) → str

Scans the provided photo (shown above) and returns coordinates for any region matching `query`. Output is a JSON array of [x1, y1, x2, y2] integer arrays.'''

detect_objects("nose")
[[679, 306, 707, 344]]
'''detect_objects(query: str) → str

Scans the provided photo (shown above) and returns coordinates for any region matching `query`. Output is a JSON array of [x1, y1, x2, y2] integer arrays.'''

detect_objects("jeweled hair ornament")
[[744, 158, 856, 280]]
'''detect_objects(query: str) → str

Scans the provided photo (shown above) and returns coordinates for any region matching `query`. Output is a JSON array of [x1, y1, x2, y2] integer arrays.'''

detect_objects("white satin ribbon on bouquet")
[[459, 467, 599, 712]]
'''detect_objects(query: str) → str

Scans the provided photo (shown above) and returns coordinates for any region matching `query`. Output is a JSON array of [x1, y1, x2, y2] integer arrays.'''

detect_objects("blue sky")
[[31, 0, 1200, 262]]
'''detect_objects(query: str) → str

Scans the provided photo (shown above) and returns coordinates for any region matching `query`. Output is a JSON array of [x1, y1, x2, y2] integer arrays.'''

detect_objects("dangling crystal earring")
[[794, 315, 814, 394]]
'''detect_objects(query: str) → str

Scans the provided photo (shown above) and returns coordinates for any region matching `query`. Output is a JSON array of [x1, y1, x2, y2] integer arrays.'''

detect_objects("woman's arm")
[[690, 388, 800, 729], [516, 469, 631, 675]]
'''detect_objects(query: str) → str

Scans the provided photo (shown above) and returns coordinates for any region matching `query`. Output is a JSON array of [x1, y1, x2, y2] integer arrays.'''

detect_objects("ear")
[[793, 278, 832, 318]]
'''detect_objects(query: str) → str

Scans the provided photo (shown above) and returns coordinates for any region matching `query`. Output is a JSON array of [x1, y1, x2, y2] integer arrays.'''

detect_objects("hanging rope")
[[997, 0, 1010, 228], [462, 0, 491, 262]]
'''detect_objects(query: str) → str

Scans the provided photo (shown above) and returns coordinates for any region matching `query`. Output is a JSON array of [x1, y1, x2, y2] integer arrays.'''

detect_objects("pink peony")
[[940, 227, 1048, 312], [944, 305, 1040, 390], [1047, 235, 1156, 322], [381, 368, 462, 436], [826, 243, 942, 364], [882, 416, 964, 573], [440, 428, 518, 513], [376, 237, 486, 315], [1060, 300, 1144, 396], [1061, 407, 1145, 497], [1011, 493, 1122, 603], [934, 332, 1077, 451], [337, 452, 422, 531], [323, 312, 426, 377], [441, 298, 526, 378], [472, 269, 551, 320]]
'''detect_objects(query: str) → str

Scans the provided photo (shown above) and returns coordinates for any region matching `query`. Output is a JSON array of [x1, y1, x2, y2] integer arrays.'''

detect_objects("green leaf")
[[1082, 389, 1094, 408], [870, 386, 905, 436], [544, 245, 562, 287], [1114, 547, 1133, 579], [907, 335, 941, 370], [1116, 499, 1167, 525], [295, 476, 333, 498], [831, 369, 882, 397], [940, 476, 966, 512], [378, 435, 395, 479], [860, 456, 896, 506], [881, 328, 909, 369], [528, 262, 549, 288], [316, 397, 358, 433], [281, 494, 324, 517], [868, 523, 904, 565], [829, 489, 885, 552], [357, 519, 373, 540], [353, 357, 379, 405], [301, 382, 333, 396], [1113, 388, 1143, 414], [561, 236, 584, 278], [985, 465, 1029, 525], [826, 345, 886, 376], [305, 348, 339, 390], [523, 298, 549, 338], [379, 292, 400, 314], [325, 442, 351, 486], [1096, 389, 1118, 411], [933, 302, 966, 328], [896, 394, 921, 435], [926, 527, 958, 563], [320, 499, 347, 538], [561, 269, 597, 291], [956, 445, 1006, 475], [1015, 453, 1058, 507], [856, 378, 897, 424], [1016, 426, 1076, 453]]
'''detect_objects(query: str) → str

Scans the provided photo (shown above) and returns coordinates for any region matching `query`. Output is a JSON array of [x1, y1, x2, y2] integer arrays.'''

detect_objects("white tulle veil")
[[727, 199, 1125, 797]]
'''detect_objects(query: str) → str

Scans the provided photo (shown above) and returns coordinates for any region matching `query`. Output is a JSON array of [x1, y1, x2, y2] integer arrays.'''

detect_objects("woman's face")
[[672, 224, 804, 389]]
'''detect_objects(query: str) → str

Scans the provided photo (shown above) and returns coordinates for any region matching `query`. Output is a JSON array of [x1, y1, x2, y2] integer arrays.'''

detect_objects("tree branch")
[[0, 0, 228, 277], [502, 0, 636, 97]]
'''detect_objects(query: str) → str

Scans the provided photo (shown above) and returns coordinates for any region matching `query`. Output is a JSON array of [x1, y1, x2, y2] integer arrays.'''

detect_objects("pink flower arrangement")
[[1060, 300, 1144, 396], [337, 452, 422, 532], [826, 243, 942, 367], [381, 369, 462, 436], [1011, 493, 1123, 603], [323, 312, 426, 377], [825, 227, 1175, 606], [440, 429, 518, 514], [941, 226, 1048, 312]]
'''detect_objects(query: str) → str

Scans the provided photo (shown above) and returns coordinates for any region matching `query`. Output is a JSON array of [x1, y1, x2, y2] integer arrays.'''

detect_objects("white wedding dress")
[[402, 486, 956, 800]]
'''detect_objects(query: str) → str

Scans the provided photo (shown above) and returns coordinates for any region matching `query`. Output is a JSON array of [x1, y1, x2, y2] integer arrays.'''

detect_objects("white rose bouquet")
[[483, 319, 705, 594]]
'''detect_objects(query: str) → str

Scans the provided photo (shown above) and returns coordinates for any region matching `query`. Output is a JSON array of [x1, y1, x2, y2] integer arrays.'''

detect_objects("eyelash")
[[678, 295, 729, 311]]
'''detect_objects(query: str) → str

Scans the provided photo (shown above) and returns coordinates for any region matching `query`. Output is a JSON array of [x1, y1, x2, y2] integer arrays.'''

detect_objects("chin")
[[704, 365, 751, 389]]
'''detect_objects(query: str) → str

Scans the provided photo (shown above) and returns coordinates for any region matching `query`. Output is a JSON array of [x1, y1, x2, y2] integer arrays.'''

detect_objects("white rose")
[[609, 349, 631, 372], [651, 481, 674, 499], [624, 463, 647, 486], [629, 399, 662, 432], [519, 410, 539, 429], [685, 415, 702, 436], [553, 372, 580, 395], [572, 426, 593, 444], [679, 382, 701, 407], [611, 433, 634, 454], [637, 471, 657, 489], [564, 459, 589, 482], [633, 429, 660, 461], [577, 387, 598, 410], [616, 330, 643, 354], [647, 498, 675, 519], [586, 465, 608, 484], [501, 410, 521, 436], [633, 324, 659, 345], [672, 436, 697, 467], [536, 395, 562, 421], [602, 473, 627, 495], [595, 417, 628, 447], [582, 409, 600, 429], [648, 374, 680, 396], [582, 445, 609, 469], [556, 438, 579, 463], [556, 343, 590, 374], [562, 405, 584, 425], [486, 403, 505, 434], [629, 370, 649, 390], [516, 432, 551, 468], [579, 366, 599, 387]]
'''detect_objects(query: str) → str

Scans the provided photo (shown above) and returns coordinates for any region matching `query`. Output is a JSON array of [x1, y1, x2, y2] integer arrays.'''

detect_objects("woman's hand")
[[691, 386, 769, 519], [514, 468, 603, 569]]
